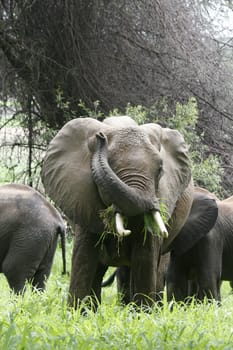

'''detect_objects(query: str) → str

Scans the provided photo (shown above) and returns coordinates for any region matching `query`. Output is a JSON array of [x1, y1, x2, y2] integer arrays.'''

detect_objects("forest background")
[[0, 0, 233, 197]]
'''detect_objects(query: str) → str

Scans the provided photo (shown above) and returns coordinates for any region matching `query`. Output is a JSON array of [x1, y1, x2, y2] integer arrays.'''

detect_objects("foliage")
[[1, 0, 233, 126], [0, 101, 54, 187], [0, 241, 233, 349], [99, 205, 117, 235], [78, 100, 104, 119], [165, 97, 199, 142], [143, 202, 169, 241], [97, 205, 121, 250], [123, 104, 150, 125], [192, 154, 223, 195]]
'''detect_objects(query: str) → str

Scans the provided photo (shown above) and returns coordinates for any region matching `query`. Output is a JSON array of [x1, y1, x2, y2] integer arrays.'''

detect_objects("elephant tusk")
[[115, 212, 131, 237], [152, 210, 168, 238]]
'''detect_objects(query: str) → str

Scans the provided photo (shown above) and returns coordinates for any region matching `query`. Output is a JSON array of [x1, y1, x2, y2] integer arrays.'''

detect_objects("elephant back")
[[0, 183, 65, 230], [194, 186, 219, 201], [221, 196, 233, 204]]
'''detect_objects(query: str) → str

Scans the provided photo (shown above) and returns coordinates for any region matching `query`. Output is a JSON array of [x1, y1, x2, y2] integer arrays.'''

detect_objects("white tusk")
[[115, 212, 131, 237], [153, 211, 168, 238]]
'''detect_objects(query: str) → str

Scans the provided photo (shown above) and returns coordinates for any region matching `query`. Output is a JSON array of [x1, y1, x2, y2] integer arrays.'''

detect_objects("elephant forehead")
[[108, 133, 161, 176], [107, 127, 155, 149], [106, 128, 160, 166], [103, 115, 137, 127]]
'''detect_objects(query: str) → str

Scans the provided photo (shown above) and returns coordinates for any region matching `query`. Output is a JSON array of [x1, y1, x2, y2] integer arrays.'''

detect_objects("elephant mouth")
[[91, 132, 168, 238], [115, 210, 168, 238]]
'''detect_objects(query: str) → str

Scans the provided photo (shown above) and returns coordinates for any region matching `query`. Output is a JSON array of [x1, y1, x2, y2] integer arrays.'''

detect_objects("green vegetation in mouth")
[[143, 202, 169, 242]]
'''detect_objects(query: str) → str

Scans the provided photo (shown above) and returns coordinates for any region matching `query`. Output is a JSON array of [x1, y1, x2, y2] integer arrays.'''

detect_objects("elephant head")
[[41, 116, 193, 308], [42, 116, 192, 240]]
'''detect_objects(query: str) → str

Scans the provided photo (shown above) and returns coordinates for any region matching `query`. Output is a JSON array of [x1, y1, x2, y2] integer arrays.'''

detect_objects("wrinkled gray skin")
[[166, 187, 224, 302], [0, 183, 66, 293], [41, 116, 193, 309]]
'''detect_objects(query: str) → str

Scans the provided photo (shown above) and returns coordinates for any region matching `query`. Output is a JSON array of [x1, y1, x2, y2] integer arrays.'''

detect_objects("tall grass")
[[0, 242, 233, 349]]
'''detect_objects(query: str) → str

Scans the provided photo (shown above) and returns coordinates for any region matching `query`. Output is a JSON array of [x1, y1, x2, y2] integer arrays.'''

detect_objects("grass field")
[[0, 241, 233, 349]]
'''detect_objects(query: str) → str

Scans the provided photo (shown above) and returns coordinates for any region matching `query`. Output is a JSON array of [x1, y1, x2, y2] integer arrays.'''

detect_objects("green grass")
[[0, 242, 233, 349]]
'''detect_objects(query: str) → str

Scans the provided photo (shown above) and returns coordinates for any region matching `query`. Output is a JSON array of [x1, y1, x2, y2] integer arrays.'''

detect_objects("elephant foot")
[[132, 292, 157, 310], [68, 292, 100, 313]]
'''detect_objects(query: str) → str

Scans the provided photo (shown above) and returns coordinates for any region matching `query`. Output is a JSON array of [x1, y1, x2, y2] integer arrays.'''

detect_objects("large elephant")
[[41, 116, 194, 309], [0, 183, 66, 292], [166, 187, 229, 302]]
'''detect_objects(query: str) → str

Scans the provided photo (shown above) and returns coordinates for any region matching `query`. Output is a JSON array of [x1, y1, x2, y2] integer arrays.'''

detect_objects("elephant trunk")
[[91, 133, 168, 238], [91, 132, 160, 217]]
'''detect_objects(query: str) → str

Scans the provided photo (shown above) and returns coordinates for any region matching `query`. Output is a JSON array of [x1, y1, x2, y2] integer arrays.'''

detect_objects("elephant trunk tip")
[[96, 132, 107, 146]]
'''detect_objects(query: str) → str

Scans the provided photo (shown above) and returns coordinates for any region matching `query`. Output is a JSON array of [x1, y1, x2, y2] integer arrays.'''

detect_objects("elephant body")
[[166, 187, 233, 302], [0, 183, 66, 292], [41, 116, 193, 309]]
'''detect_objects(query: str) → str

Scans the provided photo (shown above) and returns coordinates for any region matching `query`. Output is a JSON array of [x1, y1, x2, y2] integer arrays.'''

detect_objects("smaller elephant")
[[166, 187, 229, 302], [0, 183, 66, 292]]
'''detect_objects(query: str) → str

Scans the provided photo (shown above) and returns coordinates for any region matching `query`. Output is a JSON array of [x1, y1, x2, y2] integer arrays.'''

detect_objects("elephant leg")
[[31, 269, 48, 291], [68, 233, 99, 309], [130, 234, 160, 307], [116, 266, 131, 305], [166, 253, 189, 302], [91, 263, 108, 309], [32, 262, 53, 291], [2, 253, 36, 293], [230, 281, 233, 293], [156, 253, 170, 302], [32, 243, 58, 291], [197, 272, 221, 302], [196, 262, 221, 302], [3, 268, 27, 293], [188, 280, 198, 297], [196, 237, 222, 302]]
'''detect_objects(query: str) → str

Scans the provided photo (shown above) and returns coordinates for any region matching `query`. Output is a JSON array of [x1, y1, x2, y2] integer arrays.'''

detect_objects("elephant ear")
[[140, 123, 192, 215], [168, 191, 218, 256], [159, 127, 192, 213], [41, 118, 108, 224]]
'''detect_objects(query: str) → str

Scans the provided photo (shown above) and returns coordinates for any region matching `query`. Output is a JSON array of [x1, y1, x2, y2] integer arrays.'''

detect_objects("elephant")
[[0, 183, 66, 293], [41, 115, 195, 309], [165, 187, 231, 302]]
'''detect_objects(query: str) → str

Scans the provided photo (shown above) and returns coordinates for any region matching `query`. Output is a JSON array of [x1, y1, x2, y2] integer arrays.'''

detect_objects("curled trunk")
[[91, 132, 159, 217]]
